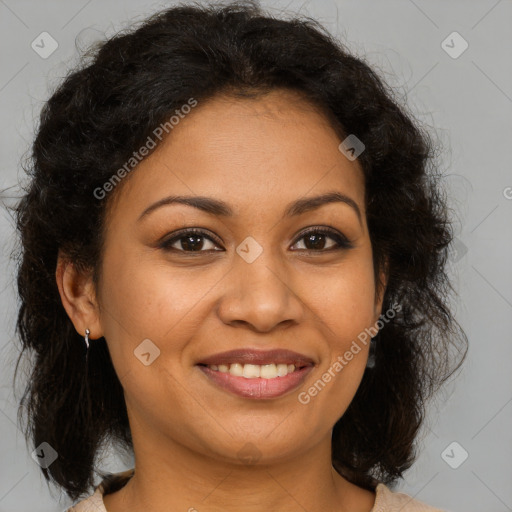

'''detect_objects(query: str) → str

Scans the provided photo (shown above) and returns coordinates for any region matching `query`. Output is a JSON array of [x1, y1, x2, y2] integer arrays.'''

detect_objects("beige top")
[[67, 469, 446, 511]]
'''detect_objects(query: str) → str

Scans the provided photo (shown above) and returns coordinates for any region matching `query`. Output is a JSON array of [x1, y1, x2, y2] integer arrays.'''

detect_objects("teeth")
[[243, 364, 260, 378], [261, 364, 278, 378], [278, 364, 289, 377], [230, 363, 244, 377], [207, 362, 298, 378]]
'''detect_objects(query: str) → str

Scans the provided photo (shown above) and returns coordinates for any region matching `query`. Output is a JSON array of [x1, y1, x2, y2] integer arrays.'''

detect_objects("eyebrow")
[[137, 191, 362, 225]]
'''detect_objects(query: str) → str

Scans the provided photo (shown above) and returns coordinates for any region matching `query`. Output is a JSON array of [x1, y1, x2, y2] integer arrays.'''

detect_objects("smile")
[[205, 362, 299, 378], [197, 363, 314, 399]]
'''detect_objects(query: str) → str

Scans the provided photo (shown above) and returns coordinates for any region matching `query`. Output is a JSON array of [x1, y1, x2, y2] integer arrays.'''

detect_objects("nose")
[[216, 249, 305, 333]]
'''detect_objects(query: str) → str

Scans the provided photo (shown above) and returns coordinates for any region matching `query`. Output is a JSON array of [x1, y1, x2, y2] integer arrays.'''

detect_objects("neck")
[[103, 423, 376, 512]]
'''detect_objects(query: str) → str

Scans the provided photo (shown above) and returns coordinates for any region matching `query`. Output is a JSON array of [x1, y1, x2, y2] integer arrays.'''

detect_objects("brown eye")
[[291, 228, 353, 252], [160, 229, 223, 253], [159, 227, 353, 254]]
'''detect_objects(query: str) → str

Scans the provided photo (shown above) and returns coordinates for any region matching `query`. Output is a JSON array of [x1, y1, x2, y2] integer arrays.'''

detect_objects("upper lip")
[[197, 349, 315, 367]]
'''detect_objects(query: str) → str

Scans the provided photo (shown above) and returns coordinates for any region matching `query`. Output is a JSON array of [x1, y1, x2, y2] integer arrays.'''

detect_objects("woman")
[[12, 1, 467, 510]]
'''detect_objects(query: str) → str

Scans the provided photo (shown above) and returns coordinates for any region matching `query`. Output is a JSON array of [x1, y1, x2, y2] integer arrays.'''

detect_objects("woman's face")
[[91, 89, 386, 465]]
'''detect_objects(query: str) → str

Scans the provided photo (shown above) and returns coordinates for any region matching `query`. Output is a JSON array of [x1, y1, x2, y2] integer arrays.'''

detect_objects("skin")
[[56, 88, 388, 512]]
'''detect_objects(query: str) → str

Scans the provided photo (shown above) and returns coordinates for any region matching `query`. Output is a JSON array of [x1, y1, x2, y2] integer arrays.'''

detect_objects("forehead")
[[105, 89, 365, 225]]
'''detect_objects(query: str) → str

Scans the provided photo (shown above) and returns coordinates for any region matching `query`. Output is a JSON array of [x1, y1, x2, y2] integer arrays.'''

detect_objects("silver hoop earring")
[[84, 329, 90, 350]]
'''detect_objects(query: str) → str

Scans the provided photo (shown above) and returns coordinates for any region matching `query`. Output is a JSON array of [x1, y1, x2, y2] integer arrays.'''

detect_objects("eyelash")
[[159, 227, 354, 254]]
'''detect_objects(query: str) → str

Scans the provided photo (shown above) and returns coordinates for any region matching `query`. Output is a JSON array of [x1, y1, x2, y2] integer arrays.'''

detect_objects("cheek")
[[99, 247, 216, 346], [98, 252, 213, 433], [307, 254, 377, 346], [296, 255, 376, 411]]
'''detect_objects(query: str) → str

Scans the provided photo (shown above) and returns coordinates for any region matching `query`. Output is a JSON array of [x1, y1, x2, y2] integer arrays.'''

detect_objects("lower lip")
[[197, 365, 314, 399]]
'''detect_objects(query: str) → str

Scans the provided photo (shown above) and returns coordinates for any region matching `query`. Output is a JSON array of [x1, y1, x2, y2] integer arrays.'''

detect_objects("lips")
[[197, 348, 315, 367], [196, 348, 316, 399], [198, 364, 314, 399]]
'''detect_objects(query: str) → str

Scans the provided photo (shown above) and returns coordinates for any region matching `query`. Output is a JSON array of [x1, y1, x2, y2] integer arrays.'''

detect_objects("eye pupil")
[[181, 235, 204, 251], [304, 233, 326, 250]]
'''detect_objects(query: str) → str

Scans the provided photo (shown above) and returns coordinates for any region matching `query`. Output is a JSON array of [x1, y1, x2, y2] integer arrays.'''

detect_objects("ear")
[[373, 255, 389, 322], [55, 249, 103, 340]]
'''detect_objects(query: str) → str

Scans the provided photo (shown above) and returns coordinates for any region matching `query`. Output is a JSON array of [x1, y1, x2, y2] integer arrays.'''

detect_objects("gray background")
[[1, 1, 511, 511]]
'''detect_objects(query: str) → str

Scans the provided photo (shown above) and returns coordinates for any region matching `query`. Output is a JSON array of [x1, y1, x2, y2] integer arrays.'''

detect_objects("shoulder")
[[65, 487, 106, 512], [65, 469, 135, 512], [373, 482, 446, 512]]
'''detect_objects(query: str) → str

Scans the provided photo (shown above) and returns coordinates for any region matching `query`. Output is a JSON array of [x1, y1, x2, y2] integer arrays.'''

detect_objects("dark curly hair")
[[6, 0, 467, 503]]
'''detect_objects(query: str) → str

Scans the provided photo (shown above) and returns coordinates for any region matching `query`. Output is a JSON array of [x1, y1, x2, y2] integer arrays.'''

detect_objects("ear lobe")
[[55, 251, 102, 339]]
